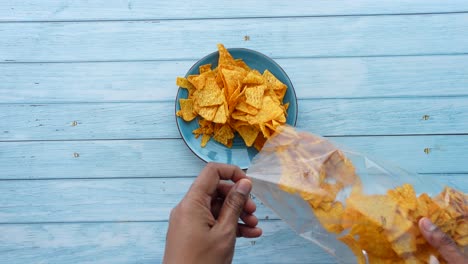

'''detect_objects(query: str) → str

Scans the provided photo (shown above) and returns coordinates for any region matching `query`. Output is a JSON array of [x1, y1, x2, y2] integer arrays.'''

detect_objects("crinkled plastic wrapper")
[[248, 126, 468, 264]]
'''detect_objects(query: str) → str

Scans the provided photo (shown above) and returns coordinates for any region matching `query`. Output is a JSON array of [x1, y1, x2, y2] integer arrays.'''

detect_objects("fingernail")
[[421, 218, 437, 232], [236, 179, 252, 196]]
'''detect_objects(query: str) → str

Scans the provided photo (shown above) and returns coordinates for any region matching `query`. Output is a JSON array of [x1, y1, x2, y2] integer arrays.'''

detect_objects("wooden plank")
[[0, 175, 466, 223], [298, 97, 468, 136], [2, 14, 468, 62], [0, 103, 178, 140], [1, 55, 467, 102], [2, 0, 468, 21], [1, 97, 467, 141], [0, 136, 466, 180], [0, 220, 335, 264]]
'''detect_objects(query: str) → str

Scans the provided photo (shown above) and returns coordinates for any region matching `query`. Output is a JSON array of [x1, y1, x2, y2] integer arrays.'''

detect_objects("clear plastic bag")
[[248, 126, 467, 264]]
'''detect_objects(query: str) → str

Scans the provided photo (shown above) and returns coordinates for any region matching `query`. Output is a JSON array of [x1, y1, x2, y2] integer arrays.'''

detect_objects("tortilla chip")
[[222, 68, 245, 100], [199, 64, 212, 74], [217, 43, 237, 67], [176, 98, 197, 121], [201, 134, 211, 147], [263, 69, 287, 90], [245, 85, 266, 109], [338, 235, 366, 264], [213, 124, 235, 145], [198, 106, 218, 121], [237, 125, 259, 147], [312, 202, 344, 234], [176, 77, 196, 97], [213, 103, 228, 124], [243, 70, 264, 84]]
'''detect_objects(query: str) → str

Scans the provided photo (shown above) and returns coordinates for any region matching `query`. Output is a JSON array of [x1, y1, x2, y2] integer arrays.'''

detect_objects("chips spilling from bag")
[[263, 127, 468, 264], [176, 44, 289, 150]]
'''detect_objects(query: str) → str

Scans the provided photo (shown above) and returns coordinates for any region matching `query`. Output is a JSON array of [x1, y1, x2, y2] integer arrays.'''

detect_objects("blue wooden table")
[[1, 1, 468, 263]]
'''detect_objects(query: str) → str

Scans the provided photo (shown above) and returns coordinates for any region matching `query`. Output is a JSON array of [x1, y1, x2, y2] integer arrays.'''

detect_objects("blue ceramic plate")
[[175, 48, 297, 169]]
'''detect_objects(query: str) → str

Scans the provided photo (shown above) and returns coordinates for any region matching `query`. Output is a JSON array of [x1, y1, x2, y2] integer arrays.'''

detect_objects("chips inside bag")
[[248, 126, 468, 264]]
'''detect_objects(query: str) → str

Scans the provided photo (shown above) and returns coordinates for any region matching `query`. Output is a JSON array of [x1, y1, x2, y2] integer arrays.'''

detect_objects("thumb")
[[419, 217, 467, 264], [216, 179, 252, 231]]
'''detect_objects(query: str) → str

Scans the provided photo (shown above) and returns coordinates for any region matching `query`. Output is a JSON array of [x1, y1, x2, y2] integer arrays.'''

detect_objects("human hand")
[[419, 217, 468, 264], [163, 163, 262, 264]]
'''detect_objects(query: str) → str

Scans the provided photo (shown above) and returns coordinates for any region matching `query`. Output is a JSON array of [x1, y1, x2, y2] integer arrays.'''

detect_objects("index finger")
[[190, 162, 247, 197]]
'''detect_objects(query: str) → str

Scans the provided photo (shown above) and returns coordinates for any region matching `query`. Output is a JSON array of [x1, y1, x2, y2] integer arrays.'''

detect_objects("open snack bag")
[[248, 126, 467, 264]]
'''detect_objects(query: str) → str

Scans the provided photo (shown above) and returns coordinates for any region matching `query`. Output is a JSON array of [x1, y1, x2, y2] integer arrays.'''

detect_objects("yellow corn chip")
[[388, 184, 418, 211], [259, 123, 271, 138], [222, 68, 245, 100], [217, 43, 237, 67], [187, 70, 215, 90], [338, 235, 366, 264], [231, 111, 249, 122], [312, 202, 344, 234], [321, 150, 357, 187], [228, 87, 244, 113], [346, 194, 398, 230], [196, 78, 224, 107], [201, 134, 211, 147], [253, 134, 267, 151], [245, 85, 266, 109], [235, 58, 251, 71], [237, 125, 259, 147], [358, 226, 397, 259], [275, 87, 287, 102], [213, 103, 228, 124], [213, 124, 234, 145], [236, 101, 259, 115], [243, 70, 264, 84], [392, 233, 417, 256], [199, 63, 212, 74], [251, 95, 285, 124], [263, 69, 287, 90], [176, 98, 197, 121], [198, 106, 218, 121], [176, 77, 196, 97]]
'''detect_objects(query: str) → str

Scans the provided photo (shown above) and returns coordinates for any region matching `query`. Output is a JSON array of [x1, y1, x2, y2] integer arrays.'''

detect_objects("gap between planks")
[[3, 52, 468, 64], [1, 10, 468, 24]]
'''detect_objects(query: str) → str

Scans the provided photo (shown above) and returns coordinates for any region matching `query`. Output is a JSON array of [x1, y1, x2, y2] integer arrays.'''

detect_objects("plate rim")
[[174, 47, 298, 168]]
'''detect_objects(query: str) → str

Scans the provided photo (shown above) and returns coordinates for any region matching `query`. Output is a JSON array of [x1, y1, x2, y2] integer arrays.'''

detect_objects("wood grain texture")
[[1, 98, 467, 141], [2, 14, 468, 62], [0, 136, 466, 180], [1, 55, 468, 103], [0, 220, 335, 264], [2, 0, 468, 21], [0, 175, 466, 223]]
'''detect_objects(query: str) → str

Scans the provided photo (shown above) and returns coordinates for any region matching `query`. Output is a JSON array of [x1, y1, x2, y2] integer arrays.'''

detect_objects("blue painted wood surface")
[[1, 1, 467, 263], [2, 14, 468, 62], [3, 0, 468, 21], [1, 55, 468, 102]]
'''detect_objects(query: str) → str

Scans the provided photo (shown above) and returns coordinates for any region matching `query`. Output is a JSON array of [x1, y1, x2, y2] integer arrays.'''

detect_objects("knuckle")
[[204, 162, 221, 175], [177, 200, 190, 213], [205, 162, 218, 170], [173, 200, 191, 217], [169, 207, 176, 219], [169, 206, 179, 221]]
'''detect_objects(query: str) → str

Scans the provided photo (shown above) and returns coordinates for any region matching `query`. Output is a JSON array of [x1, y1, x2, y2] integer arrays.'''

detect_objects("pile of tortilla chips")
[[176, 44, 289, 150], [264, 127, 468, 264]]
